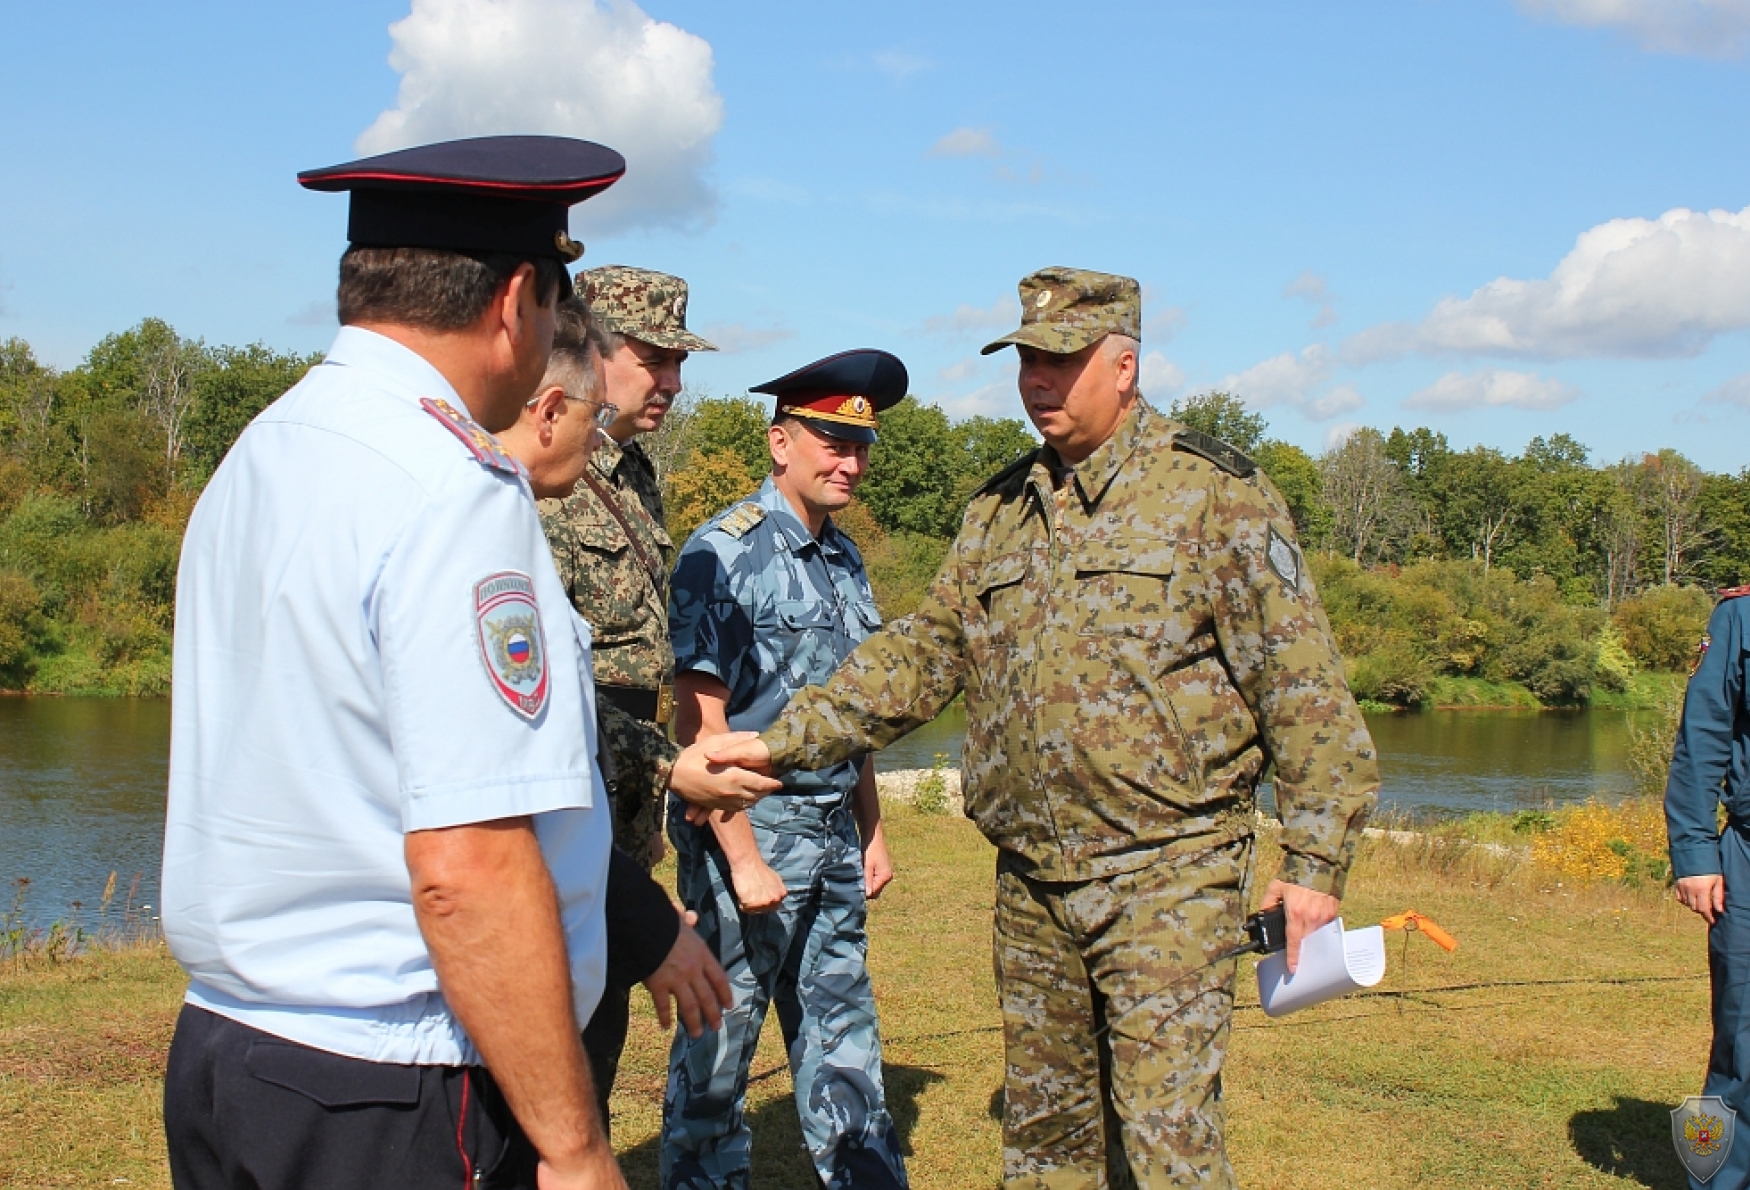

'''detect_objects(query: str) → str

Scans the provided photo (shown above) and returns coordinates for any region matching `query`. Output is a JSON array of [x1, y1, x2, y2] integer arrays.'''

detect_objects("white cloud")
[[1223, 345, 1363, 420], [1139, 352, 1185, 397], [1704, 371, 1750, 408], [938, 381, 1019, 422], [1324, 422, 1364, 450], [1518, 0, 1750, 57], [1308, 384, 1365, 421], [357, 0, 723, 236], [1404, 369, 1581, 412], [1285, 270, 1338, 329], [1224, 345, 1333, 409], [929, 127, 1001, 158], [921, 295, 1021, 336], [695, 321, 794, 354], [937, 357, 981, 383], [873, 50, 931, 82], [1284, 271, 1329, 304], [1148, 307, 1188, 341], [1348, 205, 1750, 363], [287, 298, 336, 328]]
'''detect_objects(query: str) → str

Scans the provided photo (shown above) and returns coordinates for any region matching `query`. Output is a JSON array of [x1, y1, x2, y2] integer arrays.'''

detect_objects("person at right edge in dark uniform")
[[1668, 582, 1750, 1190]]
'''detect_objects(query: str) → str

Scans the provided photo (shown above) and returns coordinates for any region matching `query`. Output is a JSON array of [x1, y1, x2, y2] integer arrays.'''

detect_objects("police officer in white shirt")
[[161, 136, 777, 1190]]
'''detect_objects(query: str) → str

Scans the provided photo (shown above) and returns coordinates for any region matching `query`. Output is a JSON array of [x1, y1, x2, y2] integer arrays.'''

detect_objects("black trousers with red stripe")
[[164, 1004, 539, 1190]]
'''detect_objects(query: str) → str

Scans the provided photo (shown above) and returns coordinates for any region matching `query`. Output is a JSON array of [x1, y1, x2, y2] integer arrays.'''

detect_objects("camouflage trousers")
[[599, 709, 672, 864], [995, 837, 1252, 1190], [661, 799, 908, 1190]]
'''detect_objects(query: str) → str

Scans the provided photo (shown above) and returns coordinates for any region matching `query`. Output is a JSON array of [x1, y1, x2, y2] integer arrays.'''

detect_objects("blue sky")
[[2, 0, 1748, 470]]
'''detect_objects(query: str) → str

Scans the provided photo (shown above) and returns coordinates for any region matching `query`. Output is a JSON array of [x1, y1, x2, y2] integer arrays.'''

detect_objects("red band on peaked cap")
[[297, 135, 626, 201], [749, 348, 909, 413], [298, 135, 625, 263]]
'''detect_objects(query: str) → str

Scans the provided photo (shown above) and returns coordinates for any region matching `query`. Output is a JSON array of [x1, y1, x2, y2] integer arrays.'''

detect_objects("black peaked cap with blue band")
[[297, 135, 626, 265], [751, 349, 909, 445]]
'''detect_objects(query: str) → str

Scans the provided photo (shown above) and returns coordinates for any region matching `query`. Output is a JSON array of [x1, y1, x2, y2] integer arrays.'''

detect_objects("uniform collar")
[[321, 326, 464, 409], [754, 475, 845, 556], [590, 431, 626, 479], [1037, 396, 1152, 510]]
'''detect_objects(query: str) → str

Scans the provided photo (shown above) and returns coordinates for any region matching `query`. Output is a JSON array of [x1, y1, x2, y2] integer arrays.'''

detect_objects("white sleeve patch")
[[475, 571, 550, 720]]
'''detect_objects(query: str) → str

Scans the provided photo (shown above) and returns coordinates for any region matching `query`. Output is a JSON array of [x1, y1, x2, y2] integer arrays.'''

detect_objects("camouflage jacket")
[[761, 398, 1378, 894], [540, 437, 675, 689]]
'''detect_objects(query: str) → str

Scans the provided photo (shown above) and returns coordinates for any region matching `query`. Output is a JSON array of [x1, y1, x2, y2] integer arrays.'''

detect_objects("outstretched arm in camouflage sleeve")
[[1208, 472, 1379, 948], [711, 554, 976, 776]]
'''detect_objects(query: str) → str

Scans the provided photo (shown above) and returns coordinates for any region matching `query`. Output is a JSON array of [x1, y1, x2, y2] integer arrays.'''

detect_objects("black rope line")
[[864, 972, 1704, 1054]]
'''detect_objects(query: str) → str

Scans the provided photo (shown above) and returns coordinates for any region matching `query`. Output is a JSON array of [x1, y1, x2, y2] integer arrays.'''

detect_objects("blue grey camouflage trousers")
[[660, 797, 908, 1190]]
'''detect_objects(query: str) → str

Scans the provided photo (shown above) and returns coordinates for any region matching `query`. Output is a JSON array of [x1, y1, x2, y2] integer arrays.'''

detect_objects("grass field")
[[0, 804, 1711, 1189]]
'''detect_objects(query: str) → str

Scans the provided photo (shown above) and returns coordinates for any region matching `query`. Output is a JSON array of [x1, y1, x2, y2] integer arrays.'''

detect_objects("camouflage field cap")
[[576, 265, 718, 352], [980, 266, 1142, 355]]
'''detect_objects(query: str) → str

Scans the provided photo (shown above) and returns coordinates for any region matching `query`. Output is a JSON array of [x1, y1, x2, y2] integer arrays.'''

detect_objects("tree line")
[[1, 319, 1740, 704], [1169, 392, 1737, 706], [0, 323, 315, 693]]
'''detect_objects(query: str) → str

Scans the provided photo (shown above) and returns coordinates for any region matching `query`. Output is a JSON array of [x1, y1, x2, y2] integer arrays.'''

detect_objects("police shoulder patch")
[[422, 397, 523, 476], [475, 571, 549, 720], [717, 502, 767, 539], [1266, 524, 1301, 592], [1173, 430, 1258, 479]]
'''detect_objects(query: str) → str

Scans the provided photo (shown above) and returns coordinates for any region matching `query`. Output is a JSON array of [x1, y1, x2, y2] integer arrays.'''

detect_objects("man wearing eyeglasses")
[[498, 295, 737, 1115], [539, 266, 719, 1130]]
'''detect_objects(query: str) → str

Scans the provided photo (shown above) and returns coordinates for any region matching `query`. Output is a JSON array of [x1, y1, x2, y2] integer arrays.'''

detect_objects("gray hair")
[[542, 297, 607, 400], [1102, 333, 1140, 365]]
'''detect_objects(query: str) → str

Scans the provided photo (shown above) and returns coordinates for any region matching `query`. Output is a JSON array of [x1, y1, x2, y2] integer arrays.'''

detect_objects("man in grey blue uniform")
[[661, 349, 911, 1190], [1669, 584, 1750, 1190]]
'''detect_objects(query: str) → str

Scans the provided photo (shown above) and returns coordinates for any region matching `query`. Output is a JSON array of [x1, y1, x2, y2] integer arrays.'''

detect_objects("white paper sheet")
[[1255, 918, 1387, 1017]]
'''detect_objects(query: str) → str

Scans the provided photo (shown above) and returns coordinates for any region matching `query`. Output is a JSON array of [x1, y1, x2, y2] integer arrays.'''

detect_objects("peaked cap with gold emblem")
[[298, 135, 625, 266], [752, 348, 909, 445], [981, 266, 1142, 355], [578, 265, 718, 352]]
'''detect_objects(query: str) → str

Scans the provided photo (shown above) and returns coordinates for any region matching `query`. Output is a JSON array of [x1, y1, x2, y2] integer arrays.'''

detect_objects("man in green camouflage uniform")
[[708, 268, 1380, 1188], [540, 265, 718, 1128]]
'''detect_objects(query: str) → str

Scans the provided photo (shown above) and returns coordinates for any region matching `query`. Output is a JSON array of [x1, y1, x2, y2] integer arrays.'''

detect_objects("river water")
[[1, 697, 1648, 929]]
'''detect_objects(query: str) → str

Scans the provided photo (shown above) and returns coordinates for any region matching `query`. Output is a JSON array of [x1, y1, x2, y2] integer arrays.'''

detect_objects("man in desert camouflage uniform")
[[540, 265, 718, 1127], [710, 268, 1380, 1188]]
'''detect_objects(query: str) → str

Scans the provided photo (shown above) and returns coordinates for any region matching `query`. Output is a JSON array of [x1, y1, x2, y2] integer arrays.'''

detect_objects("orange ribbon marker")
[[1380, 910, 1459, 952]]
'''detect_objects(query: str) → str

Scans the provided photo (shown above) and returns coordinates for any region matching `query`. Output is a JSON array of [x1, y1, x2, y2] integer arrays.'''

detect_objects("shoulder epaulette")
[[1172, 429, 1257, 479], [974, 449, 1041, 497], [1719, 585, 1750, 602], [420, 397, 522, 476], [716, 502, 767, 539]]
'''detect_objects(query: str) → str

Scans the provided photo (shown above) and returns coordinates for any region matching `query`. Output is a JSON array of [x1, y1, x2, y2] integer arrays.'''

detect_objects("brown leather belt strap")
[[599, 682, 675, 726], [579, 469, 666, 594]]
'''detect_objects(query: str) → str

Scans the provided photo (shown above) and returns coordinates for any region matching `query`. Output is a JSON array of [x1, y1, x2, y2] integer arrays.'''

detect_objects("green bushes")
[[1316, 556, 1622, 707], [0, 495, 175, 693], [1611, 585, 1712, 671], [0, 568, 48, 687]]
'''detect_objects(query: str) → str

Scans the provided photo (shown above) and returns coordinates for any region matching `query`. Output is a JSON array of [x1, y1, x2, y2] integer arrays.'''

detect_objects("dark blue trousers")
[[165, 1005, 537, 1190], [1701, 828, 1750, 1189]]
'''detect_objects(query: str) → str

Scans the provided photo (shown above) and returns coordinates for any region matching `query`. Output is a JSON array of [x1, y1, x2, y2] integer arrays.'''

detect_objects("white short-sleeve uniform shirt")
[[163, 327, 611, 1066]]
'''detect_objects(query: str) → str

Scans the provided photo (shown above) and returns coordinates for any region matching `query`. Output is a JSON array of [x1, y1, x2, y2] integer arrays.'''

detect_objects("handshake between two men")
[[664, 731, 779, 826]]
